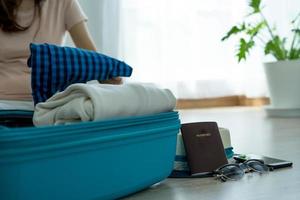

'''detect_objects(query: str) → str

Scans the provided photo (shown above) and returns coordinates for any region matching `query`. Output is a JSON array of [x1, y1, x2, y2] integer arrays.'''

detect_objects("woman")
[[0, 0, 120, 110]]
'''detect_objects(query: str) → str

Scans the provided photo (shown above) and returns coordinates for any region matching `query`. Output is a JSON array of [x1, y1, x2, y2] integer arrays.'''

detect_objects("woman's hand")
[[100, 77, 123, 85], [69, 22, 124, 85]]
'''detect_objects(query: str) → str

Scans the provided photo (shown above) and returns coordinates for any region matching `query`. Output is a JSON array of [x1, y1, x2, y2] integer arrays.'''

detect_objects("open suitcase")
[[0, 110, 180, 200]]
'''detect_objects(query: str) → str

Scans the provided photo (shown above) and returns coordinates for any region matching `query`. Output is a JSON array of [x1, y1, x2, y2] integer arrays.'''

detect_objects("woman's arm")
[[69, 21, 122, 84], [69, 21, 97, 51]]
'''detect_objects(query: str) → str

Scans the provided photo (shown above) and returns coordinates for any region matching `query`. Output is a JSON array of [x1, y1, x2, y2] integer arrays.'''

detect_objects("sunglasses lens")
[[218, 165, 244, 180], [246, 160, 269, 173]]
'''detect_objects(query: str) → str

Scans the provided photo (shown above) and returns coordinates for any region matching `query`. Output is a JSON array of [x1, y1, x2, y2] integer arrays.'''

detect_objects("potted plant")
[[222, 0, 300, 115]]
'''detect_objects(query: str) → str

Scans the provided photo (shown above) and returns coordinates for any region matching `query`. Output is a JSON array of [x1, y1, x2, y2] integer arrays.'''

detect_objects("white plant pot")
[[264, 59, 300, 108]]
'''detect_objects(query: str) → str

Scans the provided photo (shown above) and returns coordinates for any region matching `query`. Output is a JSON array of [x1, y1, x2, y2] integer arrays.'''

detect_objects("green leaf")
[[288, 48, 300, 59], [289, 18, 300, 55], [221, 24, 246, 41], [264, 36, 287, 60], [236, 38, 255, 62], [246, 21, 266, 38], [249, 0, 262, 14], [288, 29, 300, 59]]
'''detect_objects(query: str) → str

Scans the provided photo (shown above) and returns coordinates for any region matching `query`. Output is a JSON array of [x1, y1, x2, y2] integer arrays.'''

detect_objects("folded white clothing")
[[0, 100, 34, 111], [218, 127, 232, 149], [33, 82, 176, 126]]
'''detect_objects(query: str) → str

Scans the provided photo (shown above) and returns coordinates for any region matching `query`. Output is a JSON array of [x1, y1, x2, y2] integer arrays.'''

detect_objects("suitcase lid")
[[0, 111, 180, 163]]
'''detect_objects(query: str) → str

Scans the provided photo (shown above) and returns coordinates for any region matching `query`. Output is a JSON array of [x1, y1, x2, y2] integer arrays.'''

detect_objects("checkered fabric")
[[28, 43, 133, 105]]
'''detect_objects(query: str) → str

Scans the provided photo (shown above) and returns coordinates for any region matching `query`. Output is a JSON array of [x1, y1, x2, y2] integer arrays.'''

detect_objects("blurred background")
[[66, 0, 300, 107]]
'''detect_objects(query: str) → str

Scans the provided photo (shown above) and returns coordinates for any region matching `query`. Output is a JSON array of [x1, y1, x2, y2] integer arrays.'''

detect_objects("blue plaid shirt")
[[28, 43, 133, 105]]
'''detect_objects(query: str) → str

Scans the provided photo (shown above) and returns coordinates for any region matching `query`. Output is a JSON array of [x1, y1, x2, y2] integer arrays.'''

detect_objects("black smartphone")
[[233, 154, 293, 169]]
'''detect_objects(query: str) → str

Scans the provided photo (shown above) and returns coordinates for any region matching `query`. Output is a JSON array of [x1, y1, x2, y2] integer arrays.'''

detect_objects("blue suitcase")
[[0, 111, 180, 200]]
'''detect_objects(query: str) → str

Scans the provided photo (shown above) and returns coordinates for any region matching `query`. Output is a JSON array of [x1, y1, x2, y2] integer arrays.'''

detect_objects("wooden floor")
[[123, 107, 300, 200]]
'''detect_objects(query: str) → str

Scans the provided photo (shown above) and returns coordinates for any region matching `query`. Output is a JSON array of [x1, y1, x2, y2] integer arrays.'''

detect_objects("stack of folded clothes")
[[28, 43, 133, 105], [33, 81, 177, 126], [29, 44, 177, 126]]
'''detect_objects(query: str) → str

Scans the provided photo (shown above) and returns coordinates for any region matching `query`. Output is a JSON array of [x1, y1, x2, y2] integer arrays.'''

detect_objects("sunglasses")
[[213, 159, 269, 182]]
